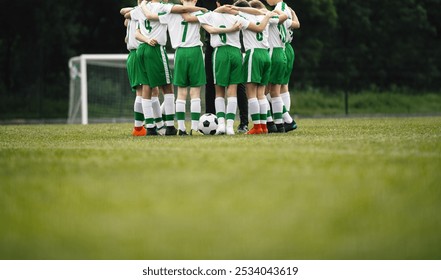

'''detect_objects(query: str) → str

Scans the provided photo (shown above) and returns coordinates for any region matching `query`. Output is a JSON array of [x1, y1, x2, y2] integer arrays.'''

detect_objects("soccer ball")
[[198, 113, 218, 135]]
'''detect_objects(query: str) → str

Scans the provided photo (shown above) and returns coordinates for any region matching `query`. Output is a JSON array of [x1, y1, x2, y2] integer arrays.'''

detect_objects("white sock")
[[283, 108, 293, 123], [264, 98, 273, 123], [141, 98, 154, 128], [151, 96, 164, 128], [266, 93, 272, 103], [215, 97, 226, 126], [176, 99, 186, 132], [259, 98, 268, 125], [226, 97, 237, 130], [134, 96, 143, 127], [190, 98, 201, 131], [280, 91, 291, 112], [163, 94, 175, 126], [271, 97, 284, 124], [248, 98, 260, 125]]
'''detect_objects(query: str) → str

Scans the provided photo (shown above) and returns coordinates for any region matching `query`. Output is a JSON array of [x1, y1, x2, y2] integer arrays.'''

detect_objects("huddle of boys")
[[121, 0, 299, 136]]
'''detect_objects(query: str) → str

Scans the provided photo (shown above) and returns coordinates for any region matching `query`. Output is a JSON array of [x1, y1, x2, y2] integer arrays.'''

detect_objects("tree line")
[[0, 0, 439, 119]]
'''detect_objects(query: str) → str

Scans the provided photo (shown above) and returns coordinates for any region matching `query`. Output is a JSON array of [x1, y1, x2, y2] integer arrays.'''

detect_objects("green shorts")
[[213, 45, 243, 87], [137, 43, 172, 88], [173, 46, 206, 87], [243, 48, 271, 85], [269, 47, 287, 85], [283, 43, 295, 84], [126, 50, 141, 92]]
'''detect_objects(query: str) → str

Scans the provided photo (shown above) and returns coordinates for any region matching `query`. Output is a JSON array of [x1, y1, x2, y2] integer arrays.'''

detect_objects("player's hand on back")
[[232, 21, 242, 31], [146, 38, 158, 46]]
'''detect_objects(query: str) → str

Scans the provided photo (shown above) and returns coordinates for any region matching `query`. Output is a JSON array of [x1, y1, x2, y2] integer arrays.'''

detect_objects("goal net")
[[68, 53, 191, 124]]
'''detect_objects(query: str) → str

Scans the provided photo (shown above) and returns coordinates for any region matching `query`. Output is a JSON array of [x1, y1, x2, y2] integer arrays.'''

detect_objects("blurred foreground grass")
[[0, 117, 440, 259]]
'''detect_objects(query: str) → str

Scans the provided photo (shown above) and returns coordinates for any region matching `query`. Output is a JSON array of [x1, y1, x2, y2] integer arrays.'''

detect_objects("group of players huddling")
[[120, 0, 299, 136]]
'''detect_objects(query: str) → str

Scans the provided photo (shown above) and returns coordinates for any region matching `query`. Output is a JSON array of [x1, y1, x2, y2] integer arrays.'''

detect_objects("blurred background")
[[0, 0, 440, 121]]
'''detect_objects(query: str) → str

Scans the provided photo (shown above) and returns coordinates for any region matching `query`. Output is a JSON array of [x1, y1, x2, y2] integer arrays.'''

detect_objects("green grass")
[[1, 117, 441, 260]]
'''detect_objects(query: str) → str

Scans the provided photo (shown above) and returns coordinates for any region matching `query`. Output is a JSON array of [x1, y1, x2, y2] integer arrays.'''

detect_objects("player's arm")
[[272, 9, 288, 23], [181, 13, 199, 23], [120, 7, 133, 16], [140, 0, 160, 20], [170, 5, 207, 14], [201, 21, 242, 34], [124, 10, 132, 19], [235, 6, 266, 16], [245, 12, 277, 33], [214, 5, 264, 16], [124, 19, 129, 43], [135, 28, 158, 46], [289, 8, 300, 29], [213, 5, 238, 14]]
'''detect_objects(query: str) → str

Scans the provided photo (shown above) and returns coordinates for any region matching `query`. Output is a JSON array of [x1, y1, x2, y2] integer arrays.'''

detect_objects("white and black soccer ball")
[[198, 113, 218, 135]]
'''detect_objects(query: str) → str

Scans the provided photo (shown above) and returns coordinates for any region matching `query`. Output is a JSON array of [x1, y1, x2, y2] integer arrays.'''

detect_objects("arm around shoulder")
[[290, 8, 300, 29], [120, 7, 133, 16]]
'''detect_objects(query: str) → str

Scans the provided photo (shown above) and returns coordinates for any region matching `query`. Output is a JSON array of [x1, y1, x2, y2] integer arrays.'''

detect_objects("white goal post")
[[68, 53, 175, 124]]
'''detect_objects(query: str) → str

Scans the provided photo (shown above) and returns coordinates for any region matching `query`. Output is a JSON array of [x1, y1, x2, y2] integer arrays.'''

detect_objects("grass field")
[[1, 116, 440, 260]]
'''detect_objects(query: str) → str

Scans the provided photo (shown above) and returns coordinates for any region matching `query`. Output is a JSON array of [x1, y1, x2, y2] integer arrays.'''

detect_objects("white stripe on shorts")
[[247, 49, 254, 83], [213, 47, 218, 85], [160, 46, 171, 84]]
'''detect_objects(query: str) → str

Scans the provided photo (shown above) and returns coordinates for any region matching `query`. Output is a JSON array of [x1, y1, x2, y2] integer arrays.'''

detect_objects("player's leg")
[[189, 87, 202, 135], [132, 86, 146, 136], [280, 84, 294, 127], [224, 46, 245, 135], [245, 82, 263, 134], [127, 50, 146, 136], [151, 87, 165, 135], [145, 44, 176, 135], [175, 86, 188, 135], [258, 50, 272, 134], [174, 47, 189, 136], [257, 85, 268, 134], [282, 43, 294, 112], [213, 47, 229, 135], [225, 84, 238, 135], [268, 48, 287, 133], [282, 43, 297, 132], [186, 46, 205, 135], [161, 84, 177, 136], [214, 85, 226, 135], [142, 85, 158, 136]]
